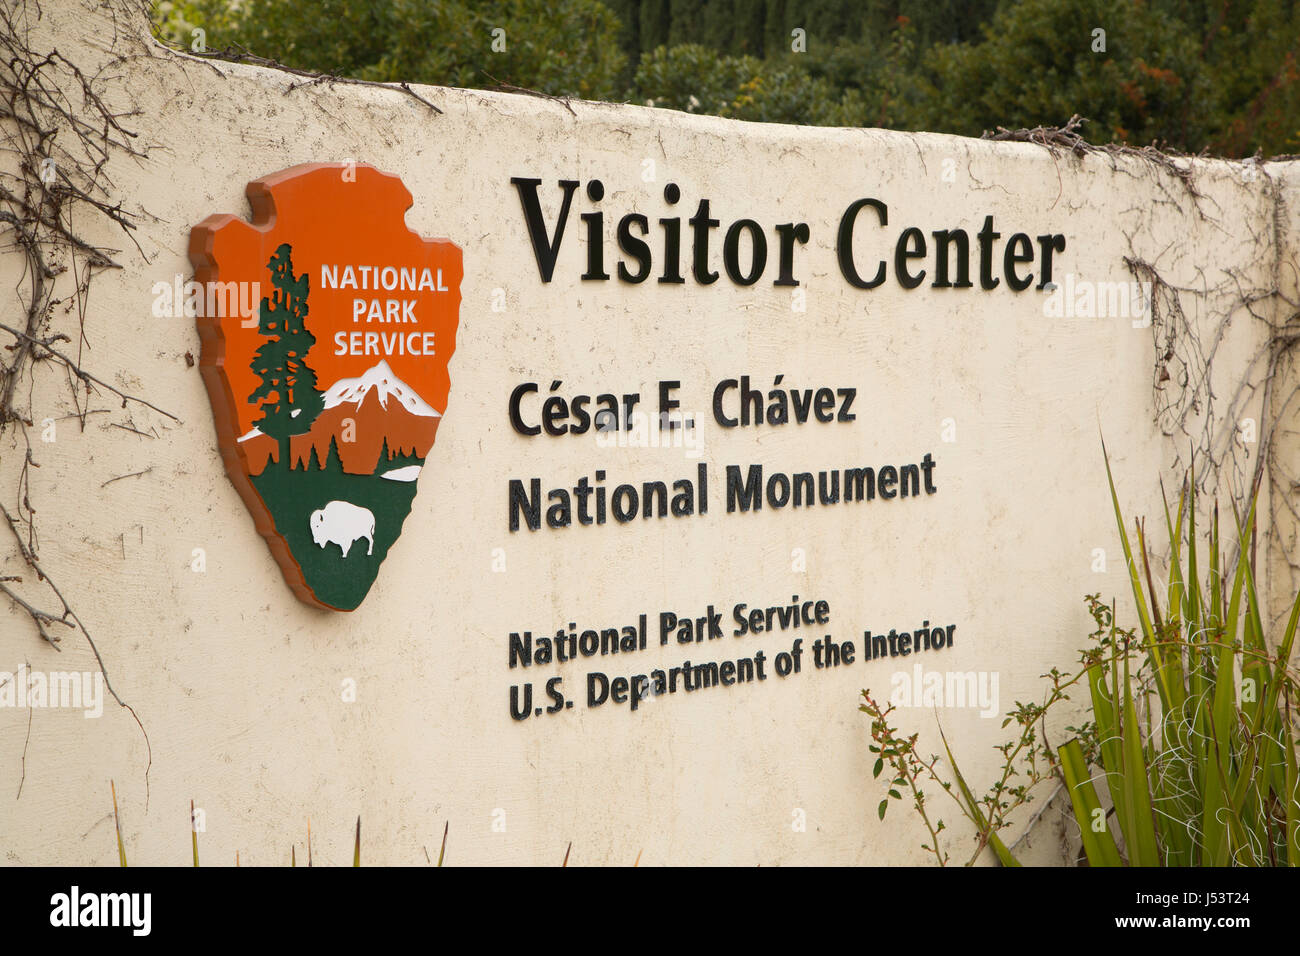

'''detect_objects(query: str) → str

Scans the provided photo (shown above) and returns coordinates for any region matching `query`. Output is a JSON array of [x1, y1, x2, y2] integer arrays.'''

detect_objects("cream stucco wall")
[[0, 0, 1296, 865]]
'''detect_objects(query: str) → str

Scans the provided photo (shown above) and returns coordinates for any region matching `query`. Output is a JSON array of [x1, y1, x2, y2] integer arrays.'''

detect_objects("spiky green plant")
[[1057, 450, 1300, 866], [864, 447, 1300, 866]]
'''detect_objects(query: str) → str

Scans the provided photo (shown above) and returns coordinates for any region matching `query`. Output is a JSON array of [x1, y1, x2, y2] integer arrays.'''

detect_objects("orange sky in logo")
[[190, 162, 463, 446]]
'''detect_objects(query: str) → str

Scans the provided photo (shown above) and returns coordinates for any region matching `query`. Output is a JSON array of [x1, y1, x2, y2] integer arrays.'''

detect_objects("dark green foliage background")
[[155, 0, 1299, 159]]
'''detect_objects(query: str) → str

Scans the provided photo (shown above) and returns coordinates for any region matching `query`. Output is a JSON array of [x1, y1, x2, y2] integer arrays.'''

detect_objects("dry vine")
[[990, 115, 1300, 610], [0, 0, 164, 796], [977, 115, 1300, 860], [172, 41, 443, 114], [0, 0, 448, 807]]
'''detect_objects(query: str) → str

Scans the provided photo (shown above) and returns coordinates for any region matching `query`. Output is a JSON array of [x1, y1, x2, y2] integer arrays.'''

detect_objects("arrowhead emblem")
[[189, 163, 463, 611]]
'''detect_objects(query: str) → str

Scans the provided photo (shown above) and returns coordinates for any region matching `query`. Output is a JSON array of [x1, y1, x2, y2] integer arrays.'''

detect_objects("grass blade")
[[1058, 739, 1123, 866], [1287, 711, 1300, 867], [1117, 644, 1160, 865], [1088, 625, 1129, 828], [938, 722, 1021, 866], [111, 780, 127, 868], [1101, 438, 1178, 711]]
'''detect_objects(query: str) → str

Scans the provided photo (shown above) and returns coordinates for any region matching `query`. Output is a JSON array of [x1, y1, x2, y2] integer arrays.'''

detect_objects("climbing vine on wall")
[[0, 0, 161, 790], [988, 117, 1300, 613]]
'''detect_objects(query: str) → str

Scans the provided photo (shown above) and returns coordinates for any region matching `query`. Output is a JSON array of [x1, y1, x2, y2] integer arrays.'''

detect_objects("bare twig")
[[17, 690, 32, 799], [101, 467, 151, 488], [0, 322, 179, 422], [482, 71, 578, 116], [185, 44, 443, 114], [0, 0, 153, 802], [985, 114, 1205, 200]]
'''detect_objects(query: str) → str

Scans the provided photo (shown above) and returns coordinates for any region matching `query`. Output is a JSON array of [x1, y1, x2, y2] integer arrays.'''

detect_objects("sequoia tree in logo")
[[189, 163, 463, 611], [249, 244, 324, 469]]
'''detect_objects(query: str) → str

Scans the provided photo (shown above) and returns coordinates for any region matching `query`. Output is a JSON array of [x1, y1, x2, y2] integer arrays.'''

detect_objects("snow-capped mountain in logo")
[[322, 360, 440, 418], [239, 361, 442, 476]]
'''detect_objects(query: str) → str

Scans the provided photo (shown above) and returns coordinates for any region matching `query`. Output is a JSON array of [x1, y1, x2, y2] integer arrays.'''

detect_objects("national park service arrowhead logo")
[[189, 163, 462, 611]]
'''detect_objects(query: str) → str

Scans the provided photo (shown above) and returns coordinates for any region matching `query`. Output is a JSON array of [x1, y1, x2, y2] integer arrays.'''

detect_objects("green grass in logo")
[[251, 441, 423, 611]]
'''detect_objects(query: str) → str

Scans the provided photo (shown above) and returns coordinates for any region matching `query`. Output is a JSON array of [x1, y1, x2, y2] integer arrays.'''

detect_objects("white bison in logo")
[[310, 500, 375, 557]]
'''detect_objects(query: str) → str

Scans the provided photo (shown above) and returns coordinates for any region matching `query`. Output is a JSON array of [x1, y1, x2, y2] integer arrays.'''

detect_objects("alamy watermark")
[[594, 409, 705, 459], [1043, 273, 1152, 326], [151, 274, 260, 324], [889, 664, 999, 718], [0, 666, 103, 718], [50, 886, 150, 936]]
